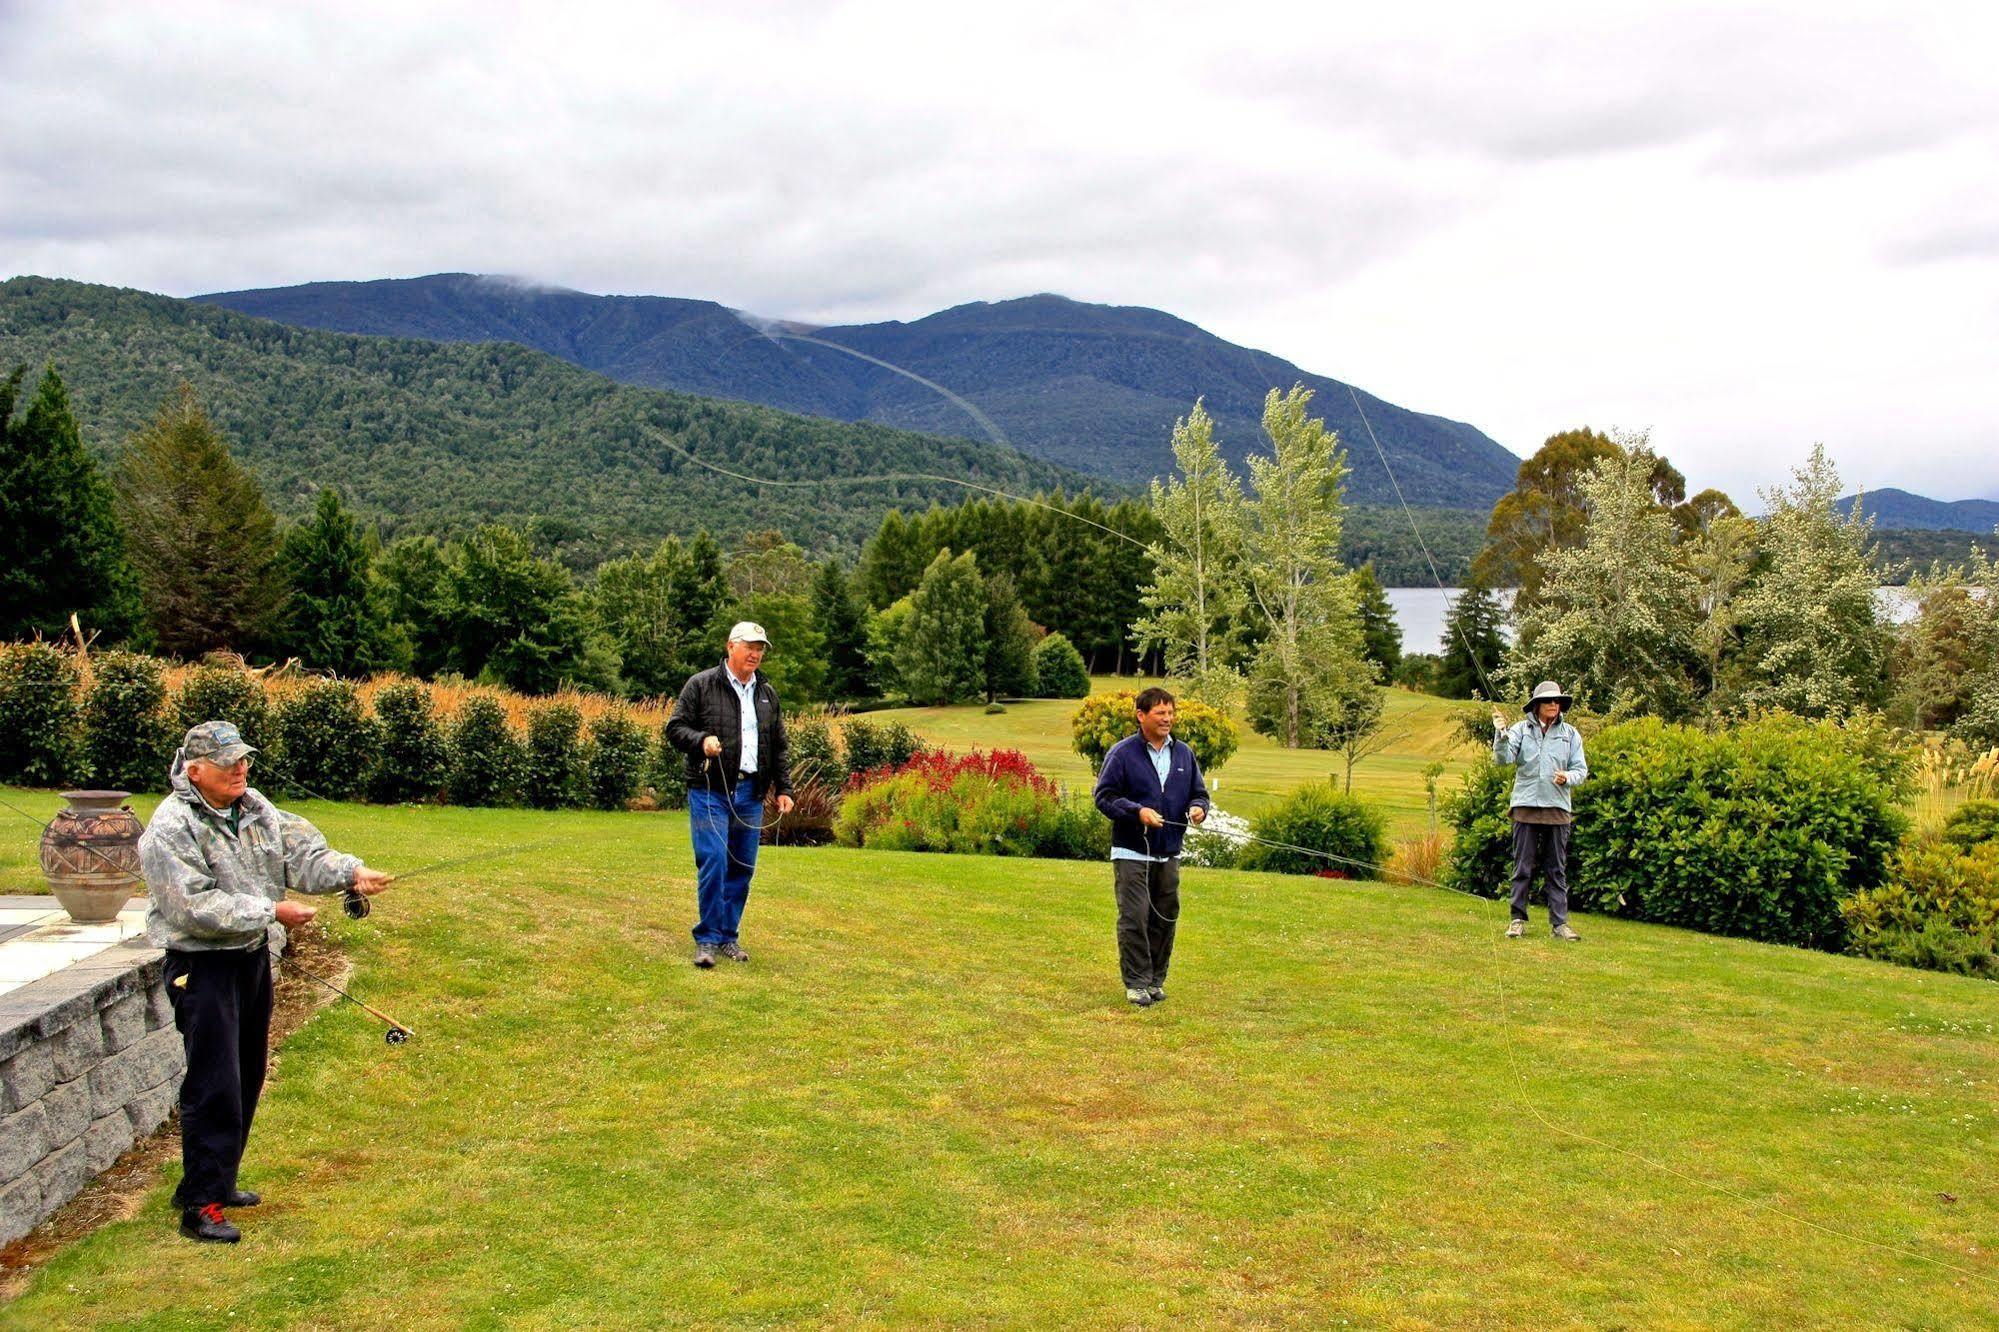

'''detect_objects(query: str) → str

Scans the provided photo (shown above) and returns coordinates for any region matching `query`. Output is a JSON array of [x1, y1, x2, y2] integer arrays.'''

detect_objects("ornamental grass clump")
[[835, 748, 1103, 859]]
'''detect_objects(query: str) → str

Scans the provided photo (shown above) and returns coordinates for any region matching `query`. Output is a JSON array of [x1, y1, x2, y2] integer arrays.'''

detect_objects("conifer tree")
[[895, 549, 987, 706], [811, 557, 872, 699], [114, 384, 283, 657], [594, 537, 694, 697], [1133, 399, 1247, 704], [1436, 584, 1507, 700], [0, 363, 141, 642], [982, 570, 1039, 702], [1350, 562, 1402, 679], [857, 510, 927, 609], [273, 487, 397, 675]]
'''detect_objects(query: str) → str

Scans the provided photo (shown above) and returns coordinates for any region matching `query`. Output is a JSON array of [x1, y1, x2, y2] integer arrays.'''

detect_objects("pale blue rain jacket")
[[1492, 718, 1589, 812]]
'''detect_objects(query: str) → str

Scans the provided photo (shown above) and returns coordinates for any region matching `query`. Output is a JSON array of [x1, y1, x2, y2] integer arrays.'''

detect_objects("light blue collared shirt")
[[726, 669, 758, 775], [1109, 737, 1175, 864]]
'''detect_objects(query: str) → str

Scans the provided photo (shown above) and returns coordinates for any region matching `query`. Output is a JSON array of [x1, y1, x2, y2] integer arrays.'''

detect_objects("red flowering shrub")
[[835, 748, 1105, 860]]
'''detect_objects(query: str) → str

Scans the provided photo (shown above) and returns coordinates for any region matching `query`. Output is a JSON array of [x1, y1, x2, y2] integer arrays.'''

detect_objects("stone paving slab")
[[0, 897, 148, 999]]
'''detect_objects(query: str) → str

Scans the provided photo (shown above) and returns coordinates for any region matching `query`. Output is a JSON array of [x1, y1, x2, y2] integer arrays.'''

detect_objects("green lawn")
[[2, 789, 1994, 1328], [866, 678, 1475, 836]]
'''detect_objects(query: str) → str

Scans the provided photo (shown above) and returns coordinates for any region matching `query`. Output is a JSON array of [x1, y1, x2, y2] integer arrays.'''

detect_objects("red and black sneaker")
[[180, 1202, 241, 1243]]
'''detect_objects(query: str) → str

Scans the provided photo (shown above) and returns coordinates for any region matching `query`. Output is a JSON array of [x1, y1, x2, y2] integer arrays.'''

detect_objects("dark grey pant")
[[1113, 858, 1179, 990], [1510, 822, 1571, 927]]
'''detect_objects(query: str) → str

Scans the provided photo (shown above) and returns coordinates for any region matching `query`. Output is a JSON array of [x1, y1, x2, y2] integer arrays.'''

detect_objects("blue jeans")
[[690, 780, 762, 946]]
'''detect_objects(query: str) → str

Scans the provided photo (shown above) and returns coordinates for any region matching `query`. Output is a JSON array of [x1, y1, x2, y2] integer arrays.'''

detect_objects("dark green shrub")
[[522, 702, 583, 809], [652, 722, 689, 810], [366, 682, 449, 804], [583, 710, 649, 810], [1031, 633, 1090, 698], [1445, 715, 1910, 949], [786, 713, 845, 792], [1951, 671, 1999, 748], [447, 697, 523, 807], [1442, 757, 1518, 898], [1842, 843, 1999, 979], [174, 663, 271, 754], [80, 652, 176, 793], [841, 718, 922, 777], [1069, 690, 1239, 775], [1940, 799, 1999, 851], [0, 643, 81, 787], [1242, 782, 1388, 877], [268, 679, 376, 802]]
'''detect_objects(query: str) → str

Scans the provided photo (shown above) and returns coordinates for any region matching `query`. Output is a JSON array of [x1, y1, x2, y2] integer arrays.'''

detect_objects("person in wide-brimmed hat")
[[1491, 682, 1589, 941]]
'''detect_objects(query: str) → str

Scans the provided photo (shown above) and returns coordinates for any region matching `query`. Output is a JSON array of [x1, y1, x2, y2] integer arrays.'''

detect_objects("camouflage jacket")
[[138, 754, 361, 953]]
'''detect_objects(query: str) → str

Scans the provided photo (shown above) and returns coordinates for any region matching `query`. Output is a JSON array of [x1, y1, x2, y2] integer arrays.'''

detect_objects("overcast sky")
[[3, 0, 1995, 502]]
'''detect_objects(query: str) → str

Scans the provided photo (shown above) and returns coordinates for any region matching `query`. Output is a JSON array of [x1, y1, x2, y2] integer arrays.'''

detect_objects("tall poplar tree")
[[115, 384, 283, 657], [1132, 399, 1247, 704], [0, 363, 141, 642], [1240, 386, 1366, 748]]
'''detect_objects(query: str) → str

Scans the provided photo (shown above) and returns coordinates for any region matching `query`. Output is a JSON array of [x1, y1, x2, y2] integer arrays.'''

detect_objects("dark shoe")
[[1126, 987, 1155, 1008], [227, 1188, 261, 1208], [180, 1203, 241, 1243], [718, 941, 749, 963], [1148, 987, 1165, 1004], [693, 946, 716, 968]]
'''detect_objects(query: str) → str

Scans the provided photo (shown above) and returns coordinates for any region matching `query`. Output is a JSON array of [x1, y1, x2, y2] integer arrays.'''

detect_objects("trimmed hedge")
[[1069, 690, 1240, 775], [523, 702, 583, 809], [367, 681, 449, 804], [0, 643, 81, 787], [81, 653, 176, 793], [175, 664, 270, 754], [584, 710, 650, 811], [1031, 633, 1091, 698], [269, 679, 376, 802], [448, 697, 525, 807], [1445, 715, 1910, 949], [1241, 782, 1388, 877]]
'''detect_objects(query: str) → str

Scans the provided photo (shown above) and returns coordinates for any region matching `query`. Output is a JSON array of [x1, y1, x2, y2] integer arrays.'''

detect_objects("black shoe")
[[180, 1203, 241, 1243], [228, 1188, 262, 1207], [1126, 987, 1155, 1007], [1148, 987, 1165, 1004], [718, 941, 749, 963]]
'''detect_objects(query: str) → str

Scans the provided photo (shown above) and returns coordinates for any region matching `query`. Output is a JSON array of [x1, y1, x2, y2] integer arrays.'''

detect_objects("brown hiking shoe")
[[693, 946, 716, 968]]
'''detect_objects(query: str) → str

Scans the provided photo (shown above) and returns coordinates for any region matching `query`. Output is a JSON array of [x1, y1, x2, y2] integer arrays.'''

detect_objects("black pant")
[[1510, 821, 1571, 928], [164, 946, 273, 1209], [1113, 858, 1180, 990]]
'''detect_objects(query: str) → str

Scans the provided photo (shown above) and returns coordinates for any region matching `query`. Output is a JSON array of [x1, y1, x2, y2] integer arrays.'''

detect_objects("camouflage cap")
[[181, 720, 258, 765]]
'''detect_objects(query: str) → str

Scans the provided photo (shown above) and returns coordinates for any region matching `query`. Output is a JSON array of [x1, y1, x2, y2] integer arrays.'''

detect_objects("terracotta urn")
[[38, 791, 144, 924]]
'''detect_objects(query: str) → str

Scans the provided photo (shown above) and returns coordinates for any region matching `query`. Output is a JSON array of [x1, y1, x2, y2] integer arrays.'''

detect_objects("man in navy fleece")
[[1092, 687, 1211, 1008]]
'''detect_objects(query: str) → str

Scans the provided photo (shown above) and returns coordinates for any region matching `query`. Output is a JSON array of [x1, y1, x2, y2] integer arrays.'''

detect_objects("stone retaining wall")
[[0, 940, 182, 1244]]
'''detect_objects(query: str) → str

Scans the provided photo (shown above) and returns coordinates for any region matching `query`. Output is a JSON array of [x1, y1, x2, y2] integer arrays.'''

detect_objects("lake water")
[[1385, 586, 1920, 658]]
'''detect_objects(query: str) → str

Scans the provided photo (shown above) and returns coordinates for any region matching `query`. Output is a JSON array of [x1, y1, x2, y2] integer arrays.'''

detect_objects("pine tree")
[[811, 557, 872, 699], [0, 363, 141, 642], [668, 530, 730, 684], [857, 510, 927, 609], [1241, 386, 1367, 747], [273, 488, 397, 675], [982, 570, 1039, 702], [1350, 563, 1401, 679], [114, 384, 284, 657], [895, 549, 987, 706], [1505, 445, 1699, 719], [1133, 399, 1247, 704], [377, 535, 454, 677], [1736, 446, 1889, 718], [1436, 584, 1507, 700]]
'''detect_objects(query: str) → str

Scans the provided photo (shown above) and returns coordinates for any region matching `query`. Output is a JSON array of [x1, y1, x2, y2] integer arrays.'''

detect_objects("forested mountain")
[[198, 274, 1519, 505], [1837, 488, 1999, 533], [0, 277, 1088, 570]]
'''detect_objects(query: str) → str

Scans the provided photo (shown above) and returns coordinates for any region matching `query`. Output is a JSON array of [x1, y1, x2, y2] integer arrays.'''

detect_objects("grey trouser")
[[1113, 857, 1179, 990], [1510, 821, 1570, 927]]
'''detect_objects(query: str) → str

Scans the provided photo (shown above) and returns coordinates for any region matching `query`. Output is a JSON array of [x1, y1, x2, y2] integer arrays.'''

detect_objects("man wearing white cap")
[[666, 622, 795, 967]]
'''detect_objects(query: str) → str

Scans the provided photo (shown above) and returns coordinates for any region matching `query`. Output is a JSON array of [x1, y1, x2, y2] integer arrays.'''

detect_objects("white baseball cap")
[[728, 620, 771, 646]]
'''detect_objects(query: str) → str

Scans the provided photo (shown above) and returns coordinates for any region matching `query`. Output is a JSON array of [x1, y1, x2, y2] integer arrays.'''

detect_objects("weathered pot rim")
[[59, 789, 133, 801]]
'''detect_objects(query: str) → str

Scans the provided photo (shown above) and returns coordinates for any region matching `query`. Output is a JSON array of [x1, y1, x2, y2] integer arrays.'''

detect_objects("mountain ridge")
[[196, 274, 1521, 506]]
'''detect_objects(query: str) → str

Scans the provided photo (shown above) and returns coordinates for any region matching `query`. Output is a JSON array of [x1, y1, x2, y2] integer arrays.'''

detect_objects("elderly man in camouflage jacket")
[[138, 721, 392, 1243]]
